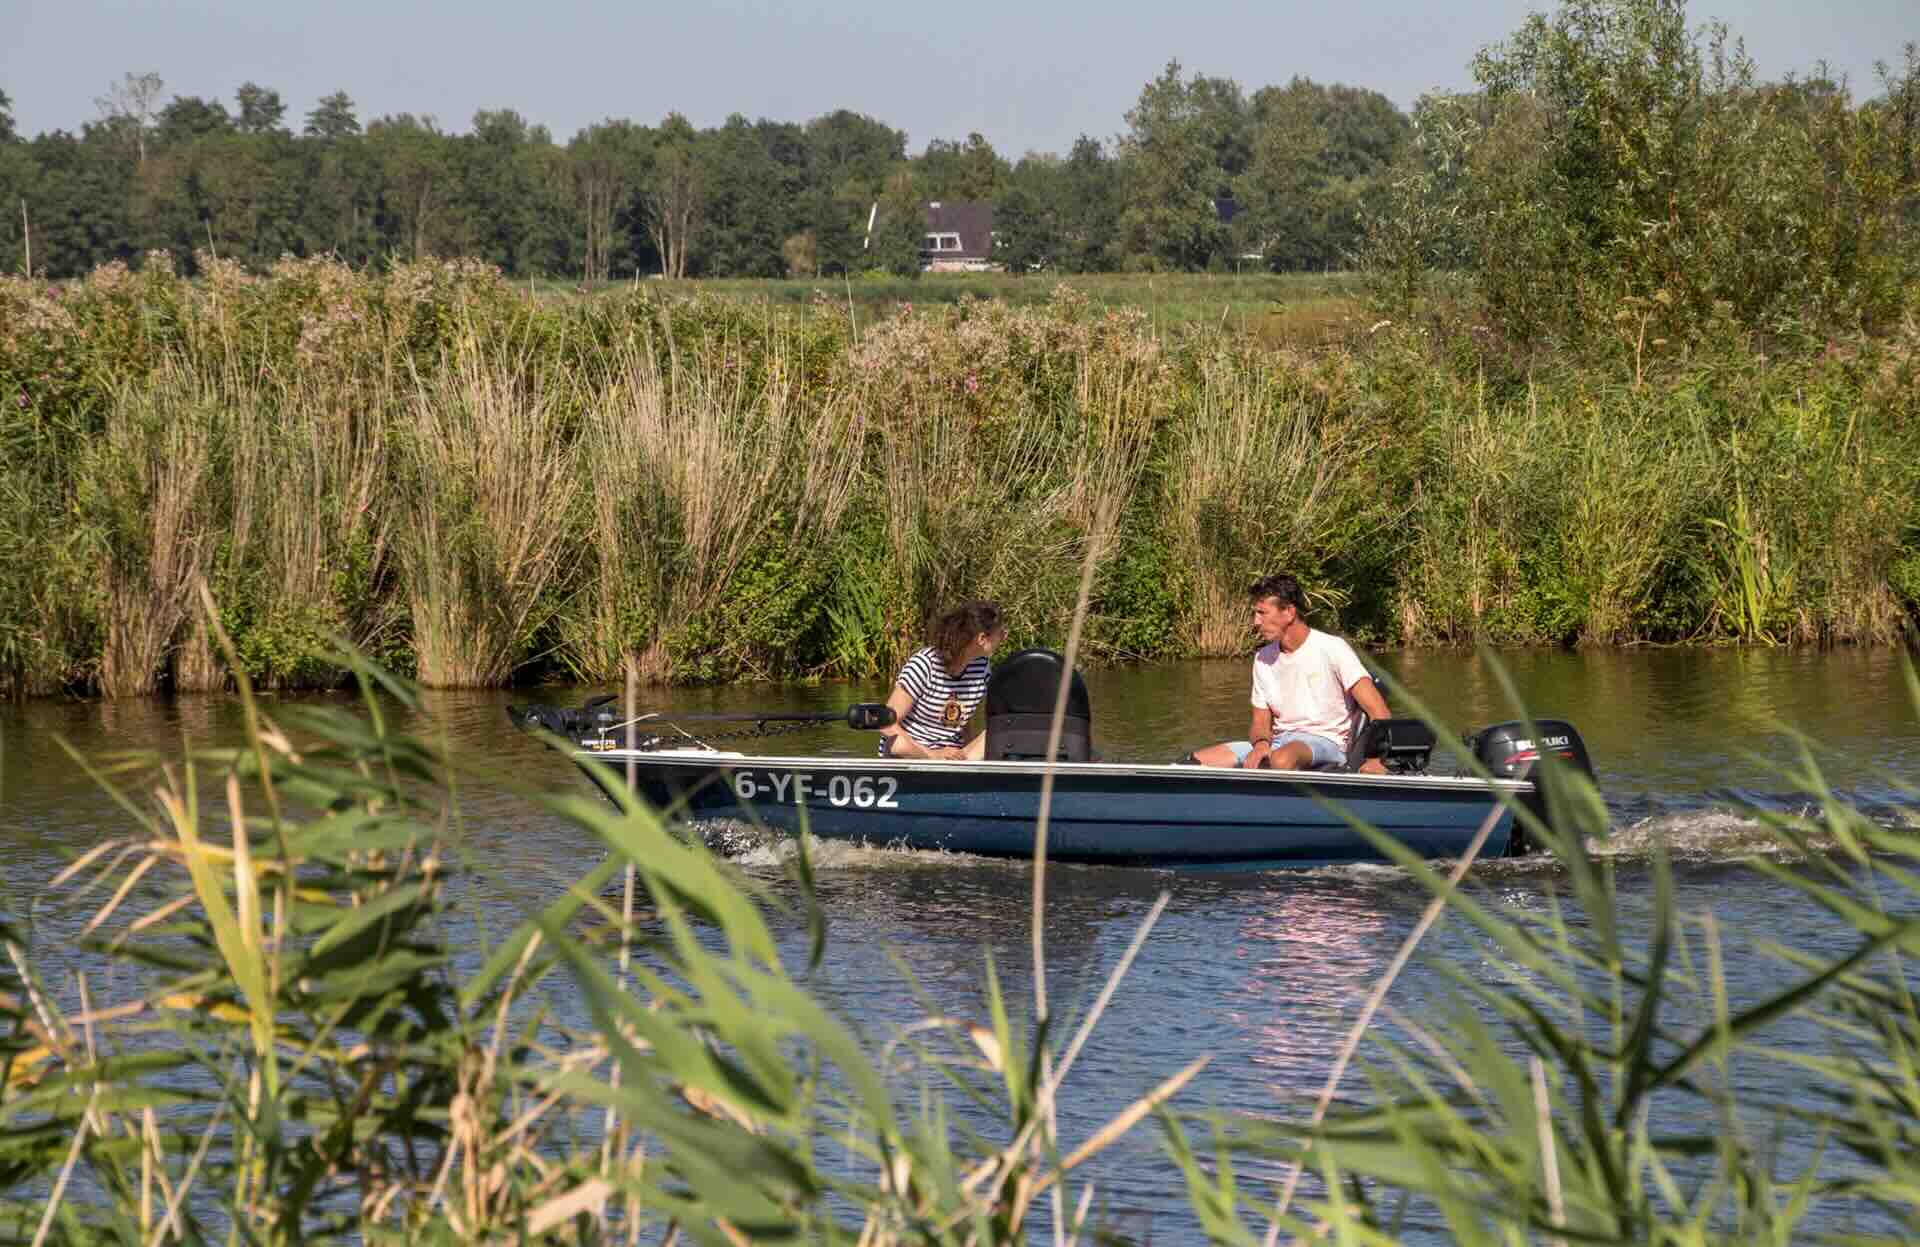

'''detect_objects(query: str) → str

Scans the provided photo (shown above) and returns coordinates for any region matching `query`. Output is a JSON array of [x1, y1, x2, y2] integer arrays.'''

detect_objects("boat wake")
[[692, 820, 1003, 872], [681, 797, 1920, 880]]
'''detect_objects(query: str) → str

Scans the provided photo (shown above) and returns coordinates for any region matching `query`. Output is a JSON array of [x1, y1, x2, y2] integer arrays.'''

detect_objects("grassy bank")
[[534, 271, 1372, 348], [3, 254, 1918, 696]]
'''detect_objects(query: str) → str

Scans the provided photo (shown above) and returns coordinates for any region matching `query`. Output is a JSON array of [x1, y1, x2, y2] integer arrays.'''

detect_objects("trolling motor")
[[508, 695, 896, 751]]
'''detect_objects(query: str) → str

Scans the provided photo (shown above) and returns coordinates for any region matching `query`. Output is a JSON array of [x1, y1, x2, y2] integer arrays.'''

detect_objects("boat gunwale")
[[577, 749, 1535, 794]]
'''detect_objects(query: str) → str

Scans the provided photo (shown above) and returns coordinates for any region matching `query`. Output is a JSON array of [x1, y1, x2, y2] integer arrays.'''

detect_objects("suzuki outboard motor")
[[1469, 720, 1596, 854]]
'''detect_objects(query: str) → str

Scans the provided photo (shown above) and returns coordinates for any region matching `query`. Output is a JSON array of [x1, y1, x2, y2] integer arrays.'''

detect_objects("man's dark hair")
[[1248, 573, 1307, 614]]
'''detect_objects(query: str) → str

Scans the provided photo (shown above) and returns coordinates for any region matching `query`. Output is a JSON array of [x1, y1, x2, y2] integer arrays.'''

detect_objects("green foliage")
[[3, 257, 1919, 696], [1118, 62, 1242, 271], [1, 642, 1193, 1243], [1370, 0, 1919, 348]]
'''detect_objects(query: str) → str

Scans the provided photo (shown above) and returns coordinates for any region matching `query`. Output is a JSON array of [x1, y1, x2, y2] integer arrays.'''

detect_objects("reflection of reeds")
[[403, 332, 580, 687]]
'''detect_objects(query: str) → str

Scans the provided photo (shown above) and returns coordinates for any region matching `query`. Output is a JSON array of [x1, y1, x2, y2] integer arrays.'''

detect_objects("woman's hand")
[[929, 745, 965, 760]]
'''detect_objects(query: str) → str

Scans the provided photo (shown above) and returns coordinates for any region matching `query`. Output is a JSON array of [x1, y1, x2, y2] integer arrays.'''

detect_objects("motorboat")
[[512, 649, 1594, 871]]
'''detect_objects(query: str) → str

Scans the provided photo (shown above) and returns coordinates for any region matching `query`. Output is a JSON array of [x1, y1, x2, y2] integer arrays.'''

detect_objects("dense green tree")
[[304, 91, 361, 141], [234, 83, 288, 136], [568, 120, 648, 281], [1371, 0, 1916, 342], [302, 122, 378, 261], [0, 96, 27, 273], [1056, 137, 1120, 271], [1875, 43, 1920, 238], [868, 166, 924, 276], [21, 129, 134, 275], [1236, 82, 1330, 266], [992, 183, 1057, 273], [1117, 61, 1241, 269], [1238, 78, 1408, 269], [366, 115, 457, 260], [698, 116, 801, 277], [804, 110, 906, 273], [192, 131, 304, 265], [642, 113, 704, 278], [456, 109, 555, 271], [916, 132, 1009, 200], [154, 95, 233, 147]]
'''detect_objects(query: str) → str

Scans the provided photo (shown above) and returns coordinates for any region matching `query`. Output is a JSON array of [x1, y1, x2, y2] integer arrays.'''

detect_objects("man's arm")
[[1244, 706, 1274, 769], [1349, 676, 1390, 722], [1348, 676, 1391, 774]]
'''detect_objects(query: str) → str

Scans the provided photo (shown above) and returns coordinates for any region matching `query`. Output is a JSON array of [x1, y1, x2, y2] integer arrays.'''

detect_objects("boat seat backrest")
[[983, 649, 1093, 762]]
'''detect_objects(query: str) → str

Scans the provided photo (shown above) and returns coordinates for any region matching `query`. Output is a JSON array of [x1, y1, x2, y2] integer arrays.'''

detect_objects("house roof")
[[922, 200, 995, 259]]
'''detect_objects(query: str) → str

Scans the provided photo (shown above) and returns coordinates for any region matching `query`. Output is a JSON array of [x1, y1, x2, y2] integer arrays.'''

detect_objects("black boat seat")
[[1315, 714, 1435, 773], [984, 648, 1093, 762]]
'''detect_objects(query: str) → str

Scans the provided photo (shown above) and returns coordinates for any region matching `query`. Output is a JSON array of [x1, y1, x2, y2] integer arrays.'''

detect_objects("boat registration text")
[[732, 770, 900, 808]]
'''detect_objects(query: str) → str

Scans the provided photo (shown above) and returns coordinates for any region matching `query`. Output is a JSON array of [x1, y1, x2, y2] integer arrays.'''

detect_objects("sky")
[[4, 0, 1914, 157]]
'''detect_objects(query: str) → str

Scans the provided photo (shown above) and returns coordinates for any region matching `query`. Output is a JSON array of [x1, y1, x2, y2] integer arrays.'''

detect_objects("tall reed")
[[562, 325, 860, 682], [79, 362, 215, 696], [3, 260, 1917, 693], [1164, 350, 1368, 653], [402, 330, 581, 687]]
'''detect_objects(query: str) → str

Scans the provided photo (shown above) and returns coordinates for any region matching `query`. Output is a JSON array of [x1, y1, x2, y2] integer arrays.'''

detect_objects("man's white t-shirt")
[[1250, 629, 1371, 751]]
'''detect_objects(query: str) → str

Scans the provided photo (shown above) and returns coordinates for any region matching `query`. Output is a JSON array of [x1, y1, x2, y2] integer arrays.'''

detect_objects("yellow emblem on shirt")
[[942, 698, 963, 727]]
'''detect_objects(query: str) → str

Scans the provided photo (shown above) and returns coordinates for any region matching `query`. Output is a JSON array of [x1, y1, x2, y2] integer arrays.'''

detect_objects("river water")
[[5, 647, 1919, 1240]]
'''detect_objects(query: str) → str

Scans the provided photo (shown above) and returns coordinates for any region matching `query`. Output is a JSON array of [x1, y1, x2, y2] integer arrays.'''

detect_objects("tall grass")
[[81, 363, 215, 697], [1164, 349, 1375, 653], [403, 330, 582, 687], [563, 327, 860, 683], [0, 259, 1915, 694]]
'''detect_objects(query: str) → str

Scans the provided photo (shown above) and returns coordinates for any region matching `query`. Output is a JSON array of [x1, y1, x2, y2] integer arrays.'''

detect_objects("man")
[[1190, 574, 1390, 773]]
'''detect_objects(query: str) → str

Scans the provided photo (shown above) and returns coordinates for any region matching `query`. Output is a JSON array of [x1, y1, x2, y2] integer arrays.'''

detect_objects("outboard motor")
[[511, 693, 622, 741], [1470, 719, 1596, 854], [984, 649, 1093, 762]]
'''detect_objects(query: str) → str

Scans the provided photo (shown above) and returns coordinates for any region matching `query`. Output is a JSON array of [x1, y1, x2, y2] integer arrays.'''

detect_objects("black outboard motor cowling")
[[1470, 719, 1596, 854]]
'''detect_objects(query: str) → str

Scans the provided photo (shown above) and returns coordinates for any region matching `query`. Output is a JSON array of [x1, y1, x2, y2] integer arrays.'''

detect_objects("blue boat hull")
[[581, 750, 1524, 869]]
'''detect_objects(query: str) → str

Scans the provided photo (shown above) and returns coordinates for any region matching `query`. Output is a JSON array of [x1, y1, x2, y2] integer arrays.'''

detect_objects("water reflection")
[[1225, 876, 1395, 1097], [4, 651, 1919, 1241]]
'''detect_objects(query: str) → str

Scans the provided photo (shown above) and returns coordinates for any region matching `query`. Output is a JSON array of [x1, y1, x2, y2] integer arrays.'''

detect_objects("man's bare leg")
[[1187, 742, 1246, 767], [1267, 740, 1315, 771]]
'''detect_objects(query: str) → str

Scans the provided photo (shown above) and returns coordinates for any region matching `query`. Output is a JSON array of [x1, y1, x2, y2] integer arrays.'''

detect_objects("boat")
[[512, 649, 1595, 871]]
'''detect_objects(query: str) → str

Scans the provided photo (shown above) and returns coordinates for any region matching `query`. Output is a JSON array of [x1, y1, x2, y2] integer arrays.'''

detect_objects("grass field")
[[532, 270, 1373, 347]]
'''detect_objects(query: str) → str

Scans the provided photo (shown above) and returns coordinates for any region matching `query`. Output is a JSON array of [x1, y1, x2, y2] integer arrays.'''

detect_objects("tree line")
[[0, 0, 1914, 332], [0, 65, 1414, 281]]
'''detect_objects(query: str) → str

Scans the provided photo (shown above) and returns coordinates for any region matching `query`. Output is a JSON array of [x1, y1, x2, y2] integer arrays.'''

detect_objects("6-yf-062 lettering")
[[733, 770, 900, 808]]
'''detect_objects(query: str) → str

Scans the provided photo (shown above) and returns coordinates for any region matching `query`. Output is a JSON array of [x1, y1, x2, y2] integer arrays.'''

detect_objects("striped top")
[[882, 647, 992, 755]]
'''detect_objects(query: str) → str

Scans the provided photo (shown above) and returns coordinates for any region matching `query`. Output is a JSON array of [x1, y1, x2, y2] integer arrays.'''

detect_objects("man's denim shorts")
[[1226, 730, 1344, 768]]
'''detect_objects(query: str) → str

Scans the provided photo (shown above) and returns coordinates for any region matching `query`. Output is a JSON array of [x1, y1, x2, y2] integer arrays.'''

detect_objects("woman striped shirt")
[[881, 647, 992, 756]]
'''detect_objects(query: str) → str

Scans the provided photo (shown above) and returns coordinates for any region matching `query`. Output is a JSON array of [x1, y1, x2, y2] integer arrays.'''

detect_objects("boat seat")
[[983, 648, 1093, 762], [1321, 715, 1435, 774]]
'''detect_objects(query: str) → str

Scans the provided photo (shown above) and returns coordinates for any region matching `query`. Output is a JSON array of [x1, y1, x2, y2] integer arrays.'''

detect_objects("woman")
[[878, 601, 1004, 760]]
